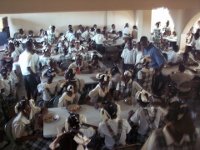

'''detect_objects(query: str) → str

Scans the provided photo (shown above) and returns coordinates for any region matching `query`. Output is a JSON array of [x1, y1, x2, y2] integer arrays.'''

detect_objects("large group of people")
[[0, 21, 200, 150]]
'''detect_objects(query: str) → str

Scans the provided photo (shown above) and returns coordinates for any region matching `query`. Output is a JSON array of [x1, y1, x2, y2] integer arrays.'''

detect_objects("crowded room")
[[0, 0, 200, 149]]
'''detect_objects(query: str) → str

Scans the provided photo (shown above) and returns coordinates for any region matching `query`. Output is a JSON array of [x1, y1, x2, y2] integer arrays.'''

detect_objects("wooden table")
[[43, 101, 134, 138]]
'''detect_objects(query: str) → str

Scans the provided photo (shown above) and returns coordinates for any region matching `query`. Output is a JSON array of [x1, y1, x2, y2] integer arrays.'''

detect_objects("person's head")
[[166, 20, 170, 27], [96, 28, 101, 34], [133, 25, 137, 30], [8, 42, 15, 53], [91, 53, 99, 64], [135, 90, 151, 107], [111, 24, 115, 29], [164, 102, 195, 136], [140, 36, 149, 49], [66, 112, 80, 131], [75, 54, 83, 65], [127, 38, 133, 50], [18, 28, 24, 35], [117, 31, 122, 37], [15, 99, 31, 117], [93, 24, 97, 29], [14, 41, 20, 47], [172, 31, 177, 36], [66, 84, 74, 96], [64, 68, 76, 81], [164, 80, 178, 99], [28, 30, 33, 37], [45, 68, 56, 83], [25, 40, 33, 52], [75, 40, 80, 48], [124, 23, 129, 28], [155, 22, 161, 28], [0, 67, 8, 79], [50, 25, 55, 32], [100, 101, 120, 121], [123, 70, 132, 82], [96, 73, 110, 86], [194, 31, 200, 40]]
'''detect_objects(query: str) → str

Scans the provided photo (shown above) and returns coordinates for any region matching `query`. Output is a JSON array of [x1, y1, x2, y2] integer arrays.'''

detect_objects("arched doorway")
[[179, 12, 200, 51]]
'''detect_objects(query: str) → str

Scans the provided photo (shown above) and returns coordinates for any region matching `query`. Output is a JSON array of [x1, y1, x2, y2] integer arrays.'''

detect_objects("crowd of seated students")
[[0, 21, 200, 150]]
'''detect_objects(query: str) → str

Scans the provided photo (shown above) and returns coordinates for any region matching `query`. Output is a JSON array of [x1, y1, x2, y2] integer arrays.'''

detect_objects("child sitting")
[[49, 112, 95, 150], [37, 68, 59, 107], [115, 70, 133, 102], [58, 84, 80, 108], [88, 73, 111, 108], [12, 99, 51, 149], [129, 90, 156, 144]]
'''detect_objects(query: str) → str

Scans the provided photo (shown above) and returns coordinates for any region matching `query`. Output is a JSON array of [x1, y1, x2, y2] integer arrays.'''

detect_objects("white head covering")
[[135, 89, 151, 103]]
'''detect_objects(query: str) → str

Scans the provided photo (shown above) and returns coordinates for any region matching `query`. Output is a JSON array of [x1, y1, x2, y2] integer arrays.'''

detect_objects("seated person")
[[58, 84, 80, 107], [59, 68, 84, 96], [12, 99, 51, 149], [41, 59, 63, 80], [88, 73, 110, 108], [68, 54, 89, 74], [129, 90, 156, 144], [163, 46, 182, 66], [39, 44, 51, 70], [88, 52, 107, 72], [37, 68, 59, 107], [170, 64, 194, 93], [115, 70, 133, 102], [142, 101, 199, 150], [49, 112, 95, 150], [92, 28, 106, 54], [98, 101, 131, 150], [132, 59, 154, 102], [57, 40, 68, 54], [108, 65, 121, 98]]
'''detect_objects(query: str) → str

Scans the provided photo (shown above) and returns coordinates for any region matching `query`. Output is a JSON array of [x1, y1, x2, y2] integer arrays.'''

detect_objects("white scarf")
[[73, 133, 91, 150]]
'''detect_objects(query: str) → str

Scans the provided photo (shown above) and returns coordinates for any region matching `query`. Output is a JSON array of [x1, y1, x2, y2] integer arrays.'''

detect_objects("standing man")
[[140, 36, 165, 70], [18, 41, 38, 100]]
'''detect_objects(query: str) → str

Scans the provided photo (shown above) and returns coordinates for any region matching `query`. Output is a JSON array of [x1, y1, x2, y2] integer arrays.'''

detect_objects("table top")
[[41, 73, 98, 85], [43, 101, 134, 138], [43, 107, 69, 138]]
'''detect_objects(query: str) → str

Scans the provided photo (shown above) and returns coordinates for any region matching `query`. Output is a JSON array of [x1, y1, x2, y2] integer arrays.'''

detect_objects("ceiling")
[[1, 0, 200, 14]]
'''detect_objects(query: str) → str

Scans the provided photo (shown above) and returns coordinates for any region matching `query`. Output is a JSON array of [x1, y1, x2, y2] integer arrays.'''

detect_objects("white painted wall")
[[0, 11, 136, 37]]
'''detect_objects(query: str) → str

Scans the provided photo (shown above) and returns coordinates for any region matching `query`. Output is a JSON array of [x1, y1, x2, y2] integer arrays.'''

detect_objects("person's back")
[[98, 118, 130, 149], [18, 50, 32, 76], [58, 131, 78, 150]]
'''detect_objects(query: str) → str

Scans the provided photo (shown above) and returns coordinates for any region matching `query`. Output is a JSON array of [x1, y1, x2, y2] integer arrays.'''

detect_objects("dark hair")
[[64, 68, 75, 80], [16, 99, 28, 113], [165, 101, 189, 122], [103, 101, 118, 119], [68, 113, 80, 130], [96, 28, 101, 34], [25, 40, 33, 50], [140, 36, 148, 43]]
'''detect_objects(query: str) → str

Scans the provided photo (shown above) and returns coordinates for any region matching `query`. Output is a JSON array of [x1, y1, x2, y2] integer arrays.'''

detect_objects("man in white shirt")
[[18, 41, 38, 100], [121, 39, 137, 71], [92, 28, 106, 54]]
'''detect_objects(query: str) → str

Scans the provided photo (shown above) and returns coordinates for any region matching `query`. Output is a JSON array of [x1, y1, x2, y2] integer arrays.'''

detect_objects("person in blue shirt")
[[140, 36, 165, 70]]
